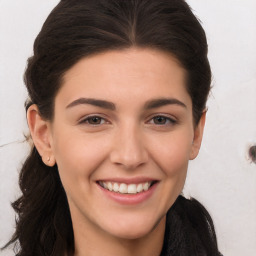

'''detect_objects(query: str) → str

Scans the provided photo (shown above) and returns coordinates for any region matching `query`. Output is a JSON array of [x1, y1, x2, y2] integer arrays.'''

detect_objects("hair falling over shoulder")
[[4, 147, 74, 255], [161, 196, 223, 256]]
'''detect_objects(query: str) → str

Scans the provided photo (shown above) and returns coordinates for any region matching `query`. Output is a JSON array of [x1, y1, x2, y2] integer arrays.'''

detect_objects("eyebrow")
[[66, 97, 186, 110], [66, 98, 116, 110], [144, 98, 187, 109]]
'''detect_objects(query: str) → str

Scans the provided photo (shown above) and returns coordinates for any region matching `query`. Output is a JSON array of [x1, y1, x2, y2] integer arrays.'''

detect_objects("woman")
[[4, 0, 222, 255]]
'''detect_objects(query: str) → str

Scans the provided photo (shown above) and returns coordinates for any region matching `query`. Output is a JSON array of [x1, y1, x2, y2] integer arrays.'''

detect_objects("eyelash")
[[147, 115, 177, 126], [79, 115, 109, 125], [79, 114, 177, 126]]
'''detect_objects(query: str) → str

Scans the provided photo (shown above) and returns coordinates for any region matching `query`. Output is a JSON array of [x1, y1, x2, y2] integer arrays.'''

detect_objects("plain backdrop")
[[0, 1, 255, 255]]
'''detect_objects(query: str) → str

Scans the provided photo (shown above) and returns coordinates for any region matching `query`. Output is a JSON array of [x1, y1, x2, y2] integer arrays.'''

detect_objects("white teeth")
[[143, 182, 150, 191], [107, 182, 113, 191], [113, 183, 119, 192], [119, 183, 128, 193], [127, 184, 137, 194], [136, 183, 143, 193], [100, 181, 153, 194]]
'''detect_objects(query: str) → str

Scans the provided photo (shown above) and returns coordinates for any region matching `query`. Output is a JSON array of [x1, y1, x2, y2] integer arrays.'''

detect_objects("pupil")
[[90, 117, 101, 124], [155, 116, 166, 124]]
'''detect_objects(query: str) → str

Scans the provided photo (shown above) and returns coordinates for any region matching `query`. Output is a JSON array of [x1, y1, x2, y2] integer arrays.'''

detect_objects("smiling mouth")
[[97, 181, 157, 194]]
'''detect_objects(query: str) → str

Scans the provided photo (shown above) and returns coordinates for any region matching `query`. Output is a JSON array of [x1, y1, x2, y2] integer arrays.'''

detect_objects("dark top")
[[160, 196, 223, 256]]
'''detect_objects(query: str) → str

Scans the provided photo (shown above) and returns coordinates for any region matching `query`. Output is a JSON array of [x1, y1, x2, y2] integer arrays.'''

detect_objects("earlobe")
[[189, 111, 206, 160], [27, 104, 56, 166]]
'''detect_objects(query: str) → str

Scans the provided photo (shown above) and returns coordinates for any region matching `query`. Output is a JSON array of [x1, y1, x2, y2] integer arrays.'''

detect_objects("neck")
[[72, 214, 166, 256]]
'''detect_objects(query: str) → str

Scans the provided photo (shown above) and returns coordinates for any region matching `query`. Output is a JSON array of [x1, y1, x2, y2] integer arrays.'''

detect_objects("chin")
[[104, 213, 165, 240], [112, 227, 151, 240]]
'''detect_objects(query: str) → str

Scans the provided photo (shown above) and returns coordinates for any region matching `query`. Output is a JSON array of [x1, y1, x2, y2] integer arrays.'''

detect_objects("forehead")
[[57, 47, 191, 110]]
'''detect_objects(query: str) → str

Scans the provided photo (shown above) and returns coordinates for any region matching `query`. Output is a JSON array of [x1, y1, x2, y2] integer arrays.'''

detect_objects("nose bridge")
[[110, 120, 148, 169]]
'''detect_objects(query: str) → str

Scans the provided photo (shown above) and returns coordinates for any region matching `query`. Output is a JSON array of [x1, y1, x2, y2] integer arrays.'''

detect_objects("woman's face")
[[45, 48, 204, 240]]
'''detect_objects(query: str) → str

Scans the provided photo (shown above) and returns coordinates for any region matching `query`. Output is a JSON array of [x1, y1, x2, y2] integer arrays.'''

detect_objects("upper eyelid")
[[77, 113, 177, 124], [146, 113, 177, 122], [78, 114, 110, 124], [148, 117, 176, 125]]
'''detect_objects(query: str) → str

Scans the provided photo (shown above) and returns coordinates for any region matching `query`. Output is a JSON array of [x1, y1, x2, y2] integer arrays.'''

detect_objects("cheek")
[[149, 131, 193, 176], [52, 130, 109, 189]]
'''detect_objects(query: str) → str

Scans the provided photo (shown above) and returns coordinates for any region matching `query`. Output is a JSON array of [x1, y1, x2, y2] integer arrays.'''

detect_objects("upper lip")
[[96, 177, 159, 184]]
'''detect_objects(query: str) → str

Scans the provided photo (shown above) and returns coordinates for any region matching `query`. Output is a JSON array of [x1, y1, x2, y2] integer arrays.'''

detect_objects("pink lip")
[[97, 181, 158, 205]]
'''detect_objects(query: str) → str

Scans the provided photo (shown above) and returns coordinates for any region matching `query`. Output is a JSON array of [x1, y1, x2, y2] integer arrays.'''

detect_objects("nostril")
[[249, 145, 256, 164]]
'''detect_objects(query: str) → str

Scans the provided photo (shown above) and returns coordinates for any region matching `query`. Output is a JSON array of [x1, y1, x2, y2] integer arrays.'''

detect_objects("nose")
[[110, 124, 148, 170]]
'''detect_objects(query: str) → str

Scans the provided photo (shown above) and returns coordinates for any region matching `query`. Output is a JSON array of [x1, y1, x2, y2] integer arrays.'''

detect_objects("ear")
[[189, 111, 206, 160], [27, 104, 56, 166]]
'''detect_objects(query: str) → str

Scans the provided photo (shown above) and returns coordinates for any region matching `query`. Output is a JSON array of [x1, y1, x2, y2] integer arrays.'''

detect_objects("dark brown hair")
[[4, 0, 221, 255]]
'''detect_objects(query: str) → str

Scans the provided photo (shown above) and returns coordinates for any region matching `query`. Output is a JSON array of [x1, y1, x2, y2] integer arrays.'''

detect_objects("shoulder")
[[161, 196, 223, 256]]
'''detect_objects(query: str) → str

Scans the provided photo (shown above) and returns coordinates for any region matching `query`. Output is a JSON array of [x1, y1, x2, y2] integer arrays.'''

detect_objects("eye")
[[79, 116, 108, 125], [148, 115, 176, 125]]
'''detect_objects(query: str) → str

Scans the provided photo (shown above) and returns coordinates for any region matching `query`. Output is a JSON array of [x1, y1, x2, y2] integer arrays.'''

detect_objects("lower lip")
[[97, 183, 158, 205]]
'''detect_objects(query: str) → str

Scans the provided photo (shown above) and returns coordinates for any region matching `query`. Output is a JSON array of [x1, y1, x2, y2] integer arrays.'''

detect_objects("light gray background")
[[0, 0, 256, 255]]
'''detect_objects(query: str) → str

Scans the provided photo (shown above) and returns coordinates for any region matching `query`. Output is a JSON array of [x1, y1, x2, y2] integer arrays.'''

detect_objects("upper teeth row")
[[99, 181, 152, 194]]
